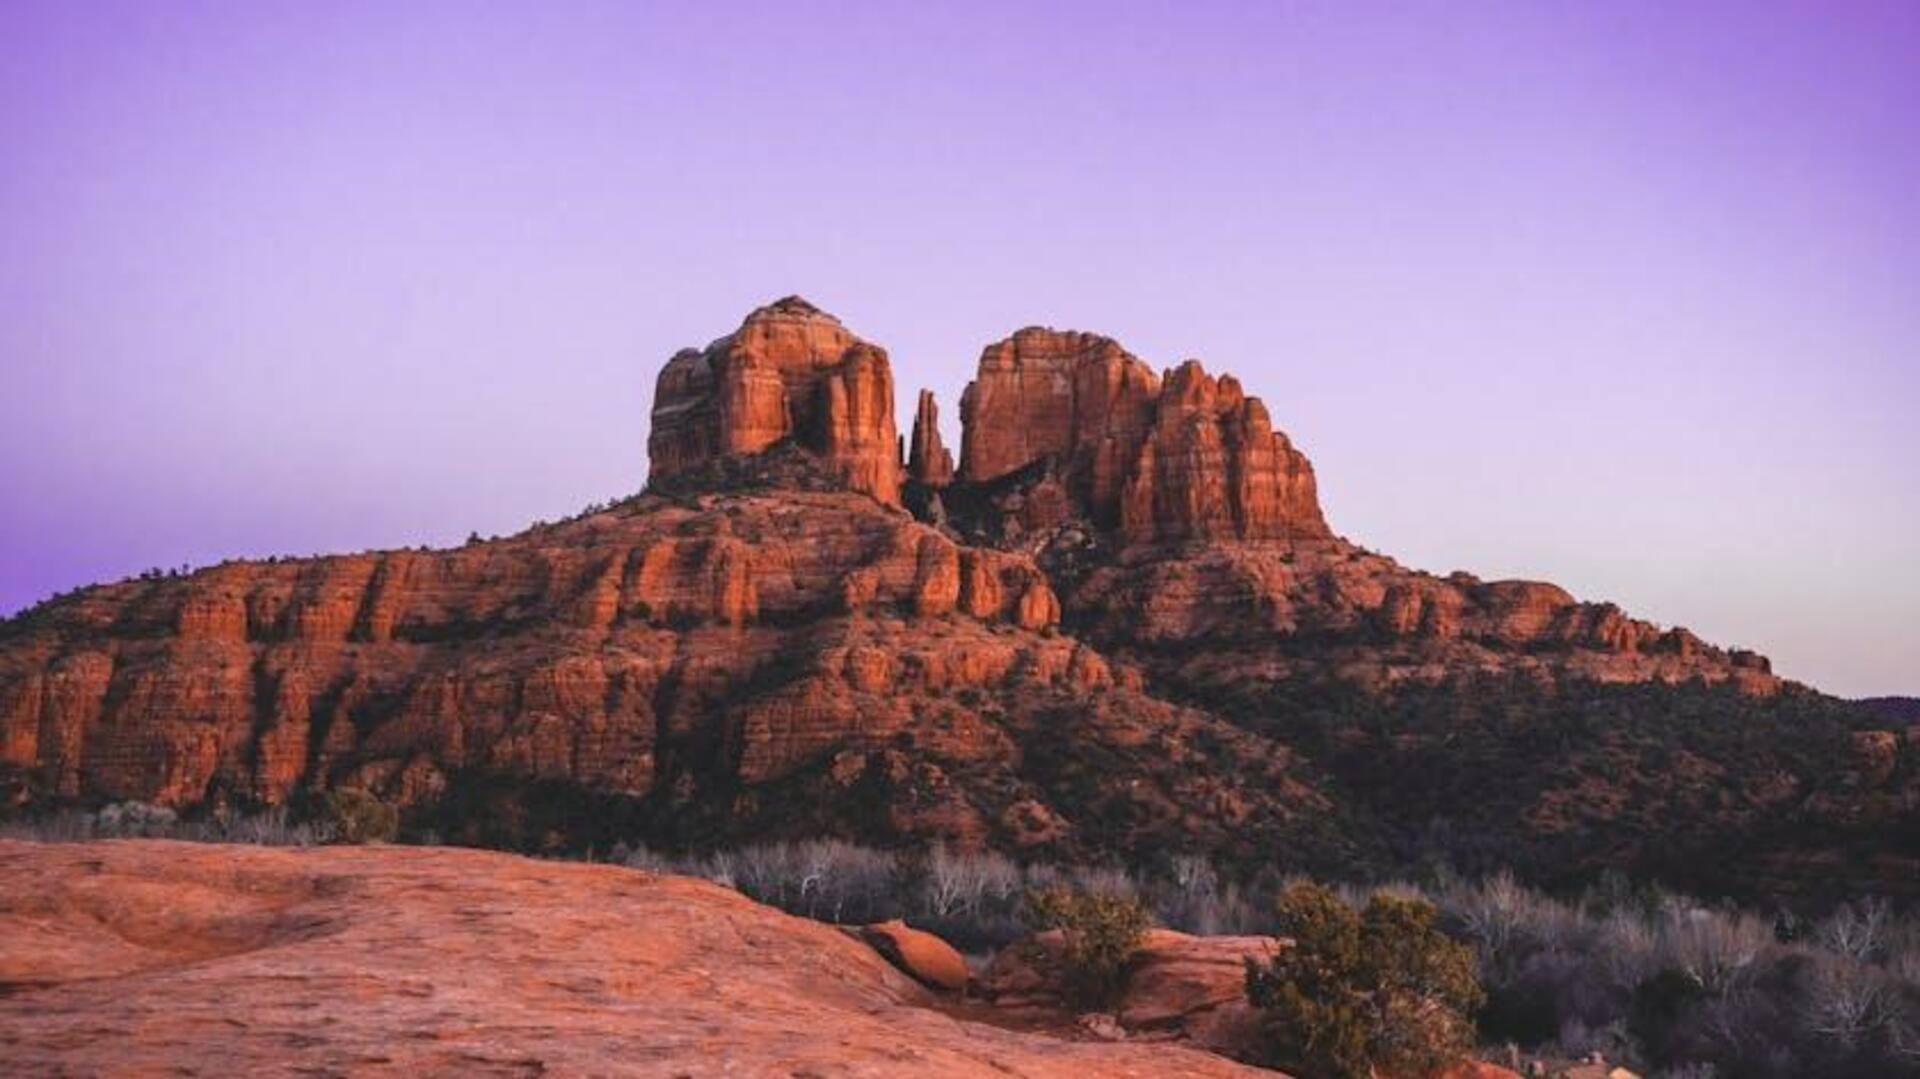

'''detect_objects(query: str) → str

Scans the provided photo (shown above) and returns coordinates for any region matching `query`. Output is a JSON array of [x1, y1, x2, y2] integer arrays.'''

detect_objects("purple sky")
[[2, 1, 1915, 696]]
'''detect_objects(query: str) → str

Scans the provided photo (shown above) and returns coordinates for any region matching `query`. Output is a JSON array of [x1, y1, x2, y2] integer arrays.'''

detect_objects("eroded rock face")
[[1118, 360, 1327, 546], [0, 840, 1260, 1077], [0, 492, 1061, 816], [952, 329, 1327, 546], [649, 296, 902, 505], [0, 485, 1361, 872]]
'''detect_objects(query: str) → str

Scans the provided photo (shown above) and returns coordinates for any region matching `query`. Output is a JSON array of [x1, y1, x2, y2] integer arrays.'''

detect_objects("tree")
[[1245, 883, 1483, 1079], [1023, 885, 1152, 1009], [319, 788, 399, 844]]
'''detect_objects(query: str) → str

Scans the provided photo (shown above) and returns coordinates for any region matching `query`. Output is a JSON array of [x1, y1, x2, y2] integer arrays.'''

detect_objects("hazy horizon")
[[2, 1, 1915, 696]]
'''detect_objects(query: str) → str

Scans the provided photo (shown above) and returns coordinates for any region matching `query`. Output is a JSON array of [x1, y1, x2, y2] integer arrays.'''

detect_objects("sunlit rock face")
[[649, 295, 902, 505], [954, 329, 1328, 546]]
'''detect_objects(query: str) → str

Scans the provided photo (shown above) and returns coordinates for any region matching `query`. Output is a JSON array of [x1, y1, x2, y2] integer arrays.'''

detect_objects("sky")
[[1, 1, 1915, 696]]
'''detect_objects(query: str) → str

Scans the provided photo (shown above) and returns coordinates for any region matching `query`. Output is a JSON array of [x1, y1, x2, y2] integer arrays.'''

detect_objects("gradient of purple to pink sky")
[[1, 1, 1915, 695]]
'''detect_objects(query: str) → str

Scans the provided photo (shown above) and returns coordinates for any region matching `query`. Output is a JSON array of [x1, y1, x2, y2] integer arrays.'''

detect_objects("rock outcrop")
[[952, 328, 1327, 546], [1067, 545, 1781, 697], [0, 840, 1260, 1077], [908, 389, 954, 488], [649, 296, 902, 504], [859, 918, 970, 991]]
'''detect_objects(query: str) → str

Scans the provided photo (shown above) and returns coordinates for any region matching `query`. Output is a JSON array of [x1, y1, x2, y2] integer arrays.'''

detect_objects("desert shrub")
[[1, 802, 331, 846], [1244, 883, 1482, 1079], [1149, 854, 1264, 936], [318, 788, 399, 844], [204, 805, 327, 846], [1817, 898, 1891, 963], [94, 801, 181, 836], [1022, 884, 1152, 1008]]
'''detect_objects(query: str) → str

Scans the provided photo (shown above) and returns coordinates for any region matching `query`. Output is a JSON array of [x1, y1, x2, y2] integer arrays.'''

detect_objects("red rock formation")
[[649, 296, 901, 504], [908, 389, 954, 488], [958, 329, 1160, 513], [1118, 361, 1328, 545], [954, 329, 1327, 545], [8, 298, 1865, 897], [1068, 543, 1780, 696], [858, 919, 970, 990], [0, 491, 1083, 815]]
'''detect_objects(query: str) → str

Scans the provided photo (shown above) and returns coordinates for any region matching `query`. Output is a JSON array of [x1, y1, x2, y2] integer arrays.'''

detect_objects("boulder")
[[859, 919, 970, 991]]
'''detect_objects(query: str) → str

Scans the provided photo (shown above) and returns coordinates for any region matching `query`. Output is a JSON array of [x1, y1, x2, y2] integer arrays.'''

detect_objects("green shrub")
[[1023, 885, 1152, 1008], [319, 788, 399, 844], [1245, 883, 1483, 1079]]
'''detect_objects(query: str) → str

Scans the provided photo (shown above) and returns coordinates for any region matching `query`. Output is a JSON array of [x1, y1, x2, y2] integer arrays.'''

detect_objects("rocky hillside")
[[2, 297, 1911, 896], [0, 839, 1259, 1077]]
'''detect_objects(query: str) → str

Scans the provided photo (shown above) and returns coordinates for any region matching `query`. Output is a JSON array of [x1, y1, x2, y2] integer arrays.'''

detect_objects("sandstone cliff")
[[0, 486, 1353, 868]]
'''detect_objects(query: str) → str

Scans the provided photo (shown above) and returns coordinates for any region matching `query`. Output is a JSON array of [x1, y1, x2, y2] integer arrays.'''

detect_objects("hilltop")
[[1, 298, 1910, 898]]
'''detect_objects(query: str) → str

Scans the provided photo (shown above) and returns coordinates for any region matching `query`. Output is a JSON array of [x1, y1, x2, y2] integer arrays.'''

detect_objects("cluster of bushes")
[[1233, 676, 1912, 907], [1430, 869, 1920, 1077], [612, 840, 1920, 1077], [0, 791, 401, 847], [612, 839, 1158, 951]]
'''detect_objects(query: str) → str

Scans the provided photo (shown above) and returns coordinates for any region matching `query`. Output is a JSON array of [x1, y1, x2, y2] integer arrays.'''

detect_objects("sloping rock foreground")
[[0, 839, 1262, 1077]]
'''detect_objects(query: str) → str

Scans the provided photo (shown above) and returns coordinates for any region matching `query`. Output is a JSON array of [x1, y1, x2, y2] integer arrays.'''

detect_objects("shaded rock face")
[[953, 328, 1328, 546], [0, 840, 1261, 1077], [649, 296, 902, 505], [1066, 547, 1782, 698]]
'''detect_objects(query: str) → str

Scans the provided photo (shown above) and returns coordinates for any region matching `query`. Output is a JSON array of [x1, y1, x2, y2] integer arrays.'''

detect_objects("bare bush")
[[1801, 956, 1892, 1052], [1815, 898, 1889, 963], [1655, 905, 1771, 996]]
